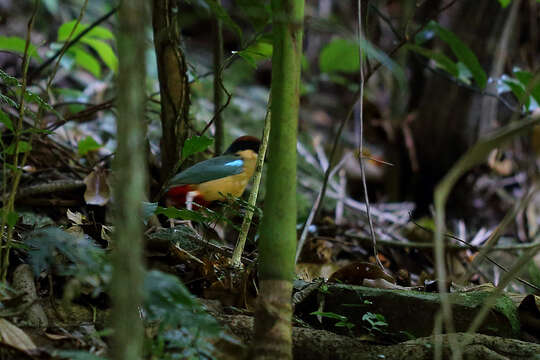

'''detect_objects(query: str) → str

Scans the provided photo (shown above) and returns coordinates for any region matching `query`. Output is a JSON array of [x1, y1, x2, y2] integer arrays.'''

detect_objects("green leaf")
[[513, 69, 540, 106], [203, 0, 242, 39], [503, 79, 529, 108], [426, 21, 487, 89], [456, 62, 473, 85], [0, 94, 17, 108], [70, 47, 101, 78], [5, 211, 18, 228], [0, 69, 19, 86], [155, 207, 208, 223], [0, 110, 13, 131], [0, 36, 41, 61], [181, 135, 214, 160], [168, 155, 243, 186], [320, 38, 406, 89], [81, 38, 118, 73], [57, 20, 114, 42], [23, 90, 52, 111], [237, 37, 273, 68], [144, 270, 196, 316], [361, 38, 406, 90], [405, 44, 458, 77], [5, 141, 31, 155], [319, 38, 359, 73], [78, 136, 102, 155], [498, 0, 511, 7]]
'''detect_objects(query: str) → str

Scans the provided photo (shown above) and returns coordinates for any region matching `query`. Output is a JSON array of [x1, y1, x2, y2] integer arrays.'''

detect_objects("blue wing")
[[168, 155, 244, 186]]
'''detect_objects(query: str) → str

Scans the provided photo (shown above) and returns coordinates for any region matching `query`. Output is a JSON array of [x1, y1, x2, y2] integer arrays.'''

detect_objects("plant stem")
[[231, 102, 271, 267]]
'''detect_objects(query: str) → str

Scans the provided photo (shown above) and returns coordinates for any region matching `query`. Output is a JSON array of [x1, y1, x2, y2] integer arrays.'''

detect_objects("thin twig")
[[357, 1, 383, 270]]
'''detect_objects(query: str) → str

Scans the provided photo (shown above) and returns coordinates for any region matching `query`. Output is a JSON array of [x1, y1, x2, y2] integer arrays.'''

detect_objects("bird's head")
[[223, 136, 260, 159]]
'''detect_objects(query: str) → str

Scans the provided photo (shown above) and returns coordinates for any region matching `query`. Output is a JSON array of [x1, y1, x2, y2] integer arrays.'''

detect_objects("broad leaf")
[[57, 20, 114, 42], [319, 38, 359, 74], [70, 47, 101, 78], [320, 37, 405, 89], [498, 0, 511, 7], [81, 38, 118, 73], [181, 135, 213, 160], [0, 110, 13, 131], [0, 36, 41, 61], [169, 155, 243, 186], [425, 21, 487, 89], [406, 44, 458, 77]]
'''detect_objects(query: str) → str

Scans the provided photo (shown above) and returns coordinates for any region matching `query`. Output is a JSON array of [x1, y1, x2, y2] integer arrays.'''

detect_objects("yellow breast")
[[195, 149, 257, 202]]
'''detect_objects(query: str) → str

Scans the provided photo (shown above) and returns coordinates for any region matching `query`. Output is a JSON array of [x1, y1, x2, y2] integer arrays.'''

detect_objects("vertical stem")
[[356, 0, 383, 270], [231, 103, 271, 267], [253, 0, 304, 358], [112, 0, 147, 359]]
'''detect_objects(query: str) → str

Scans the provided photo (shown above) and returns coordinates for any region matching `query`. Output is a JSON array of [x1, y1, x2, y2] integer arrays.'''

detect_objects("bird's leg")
[[186, 191, 196, 211]]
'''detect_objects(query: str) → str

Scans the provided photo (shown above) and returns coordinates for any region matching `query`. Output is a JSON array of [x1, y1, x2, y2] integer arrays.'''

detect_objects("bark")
[[111, 0, 147, 358], [152, 0, 190, 183]]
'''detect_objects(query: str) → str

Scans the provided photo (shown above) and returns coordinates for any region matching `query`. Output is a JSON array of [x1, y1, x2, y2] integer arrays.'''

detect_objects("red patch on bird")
[[165, 185, 210, 208]]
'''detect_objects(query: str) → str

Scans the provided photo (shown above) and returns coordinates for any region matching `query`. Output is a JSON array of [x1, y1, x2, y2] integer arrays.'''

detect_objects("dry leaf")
[[0, 318, 37, 353], [44, 332, 70, 340], [83, 167, 111, 206], [67, 209, 85, 225]]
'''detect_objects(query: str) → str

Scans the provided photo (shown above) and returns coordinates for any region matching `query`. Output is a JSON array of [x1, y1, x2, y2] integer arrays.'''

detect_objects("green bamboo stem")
[[252, 0, 304, 358], [230, 103, 271, 268]]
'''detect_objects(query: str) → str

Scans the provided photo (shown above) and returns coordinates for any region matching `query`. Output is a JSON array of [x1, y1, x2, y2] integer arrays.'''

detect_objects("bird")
[[165, 136, 260, 209]]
